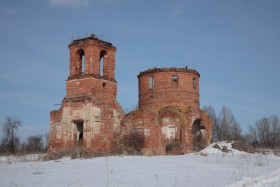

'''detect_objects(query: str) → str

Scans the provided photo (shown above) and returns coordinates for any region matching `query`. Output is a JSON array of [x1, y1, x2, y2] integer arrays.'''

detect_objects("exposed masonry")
[[49, 34, 212, 155]]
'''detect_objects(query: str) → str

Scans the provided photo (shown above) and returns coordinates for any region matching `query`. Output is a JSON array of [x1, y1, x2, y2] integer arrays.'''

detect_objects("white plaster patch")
[[93, 107, 101, 118], [90, 106, 101, 135], [162, 118, 171, 124], [113, 109, 120, 129], [92, 107, 101, 117], [92, 122, 101, 135], [201, 129, 205, 136], [61, 107, 71, 124], [59, 104, 103, 140], [56, 125, 62, 140], [144, 129, 150, 137], [161, 125, 177, 140], [73, 110, 82, 119]]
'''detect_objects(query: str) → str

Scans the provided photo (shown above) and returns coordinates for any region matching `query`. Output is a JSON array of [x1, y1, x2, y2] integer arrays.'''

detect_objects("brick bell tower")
[[49, 34, 123, 153]]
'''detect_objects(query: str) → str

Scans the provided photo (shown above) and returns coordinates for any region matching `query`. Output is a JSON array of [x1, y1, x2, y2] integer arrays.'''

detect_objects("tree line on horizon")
[[0, 116, 48, 155], [0, 106, 279, 155], [203, 105, 280, 148]]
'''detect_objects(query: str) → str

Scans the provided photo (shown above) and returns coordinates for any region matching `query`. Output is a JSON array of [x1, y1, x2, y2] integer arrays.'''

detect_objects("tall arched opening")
[[192, 119, 205, 151], [76, 49, 85, 75], [100, 50, 107, 76]]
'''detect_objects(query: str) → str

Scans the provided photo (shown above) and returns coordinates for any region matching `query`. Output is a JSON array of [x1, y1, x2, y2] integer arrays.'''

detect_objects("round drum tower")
[[138, 68, 200, 111]]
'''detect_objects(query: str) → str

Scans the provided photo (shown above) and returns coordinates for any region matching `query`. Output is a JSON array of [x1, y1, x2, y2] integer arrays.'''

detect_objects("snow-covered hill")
[[1, 142, 280, 187]]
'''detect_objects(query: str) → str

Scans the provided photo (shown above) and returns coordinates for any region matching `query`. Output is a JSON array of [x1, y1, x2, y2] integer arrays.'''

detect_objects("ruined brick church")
[[49, 35, 212, 155]]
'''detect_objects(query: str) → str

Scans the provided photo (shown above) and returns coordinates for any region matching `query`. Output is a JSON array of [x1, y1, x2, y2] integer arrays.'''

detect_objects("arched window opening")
[[171, 75, 179, 87], [76, 49, 85, 75], [100, 50, 107, 76], [148, 76, 155, 89], [81, 55, 85, 74], [193, 77, 197, 89]]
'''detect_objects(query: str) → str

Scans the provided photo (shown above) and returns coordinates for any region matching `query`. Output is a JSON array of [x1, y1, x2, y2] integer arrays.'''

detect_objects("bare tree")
[[257, 117, 270, 147], [203, 105, 218, 142], [44, 133, 49, 152], [203, 105, 243, 142], [270, 115, 280, 148], [26, 135, 44, 153], [247, 125, 259, 147], [229, 121, 242, 141], [1, 116, 22, 154], [246, 115, 280, 148], [20, 141, 27, 154], [217, 106, 241, 141], [0, 137, 8, 154]]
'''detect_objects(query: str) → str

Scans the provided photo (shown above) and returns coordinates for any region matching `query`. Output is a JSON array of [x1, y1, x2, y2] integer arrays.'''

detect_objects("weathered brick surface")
[[49, 35, 123, 154], [49, 35, 212, 155], [69, 36, 116, 80], [122, 68, 212, 154], [138, 68, 200, 110]]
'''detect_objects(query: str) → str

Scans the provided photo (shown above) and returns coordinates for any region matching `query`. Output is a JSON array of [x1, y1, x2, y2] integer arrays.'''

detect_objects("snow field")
[[1, 142, 280, 187]]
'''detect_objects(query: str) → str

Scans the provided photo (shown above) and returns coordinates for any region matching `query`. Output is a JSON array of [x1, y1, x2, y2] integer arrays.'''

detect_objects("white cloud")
[[48, 0, 90, 9]]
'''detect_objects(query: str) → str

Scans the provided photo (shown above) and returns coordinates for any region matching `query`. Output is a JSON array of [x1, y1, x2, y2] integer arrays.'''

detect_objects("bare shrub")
[[232, 141, 256, 153], [221, 146, 230, 153], [193, 134, 206, 152], [274, 149, 280, 157], [198, 152, 208, 156], [232, 154, 251, 181], [213, 144, 220, 149], [213, 144, 230, 153], [166, 141, 182, 154], [46, 146, 105, 160], [123, 128, 144, 154], [254, 154, 269, 167]]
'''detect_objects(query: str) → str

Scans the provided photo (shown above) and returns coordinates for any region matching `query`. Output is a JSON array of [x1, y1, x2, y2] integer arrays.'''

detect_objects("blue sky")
[[0, 0, 279, 140]]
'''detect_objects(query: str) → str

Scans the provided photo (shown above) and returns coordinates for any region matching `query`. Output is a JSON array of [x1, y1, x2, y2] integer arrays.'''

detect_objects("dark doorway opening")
[[75, 121, 84, 143], [192, 119, 204, 151]]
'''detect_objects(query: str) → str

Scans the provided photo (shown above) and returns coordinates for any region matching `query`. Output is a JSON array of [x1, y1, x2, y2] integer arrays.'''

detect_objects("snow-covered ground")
[[1, 142, 280, 187]]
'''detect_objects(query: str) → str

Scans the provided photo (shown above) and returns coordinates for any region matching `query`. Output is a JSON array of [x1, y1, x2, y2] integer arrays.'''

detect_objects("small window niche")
[[171, 75, 179, 87], [193, 78, 197, 90], [148, 76, 155, 89]]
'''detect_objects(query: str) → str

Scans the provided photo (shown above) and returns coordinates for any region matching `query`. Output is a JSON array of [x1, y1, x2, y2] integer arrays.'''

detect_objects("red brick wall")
[[49, 36, 123, 154], [49, 36, 212, 155], [201, 111, 213, 146], [68, 37, 116, 80], [122, 109, 165, 155], [121, 68, 212, 155], [138, 68, 200, 111], [66, 78, 117, 104], [121, 105, 212, 155]]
